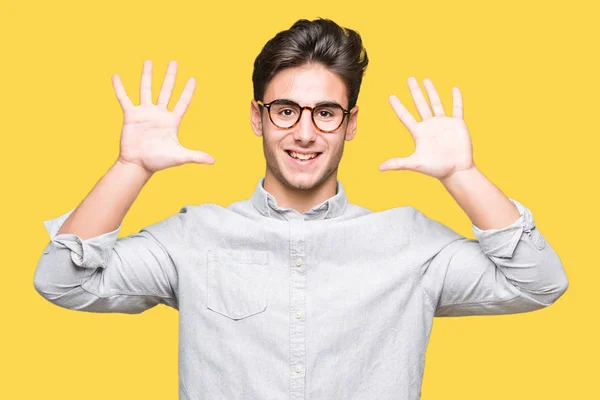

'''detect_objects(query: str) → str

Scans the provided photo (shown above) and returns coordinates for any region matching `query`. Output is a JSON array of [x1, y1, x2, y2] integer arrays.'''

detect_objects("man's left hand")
[[379, 77, 475, 181]]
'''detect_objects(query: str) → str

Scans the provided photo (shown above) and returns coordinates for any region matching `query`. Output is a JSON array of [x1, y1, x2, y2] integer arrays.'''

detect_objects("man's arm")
[[34, 159, 181, 313], [33, 60, 213, 313], [440, 166, 520, 230], [55, 159, 152, 240], [432, 155, 568, 315], [34, 204, 184, 313], [380, 77, 568, 315], [417, 198, 568, 317]]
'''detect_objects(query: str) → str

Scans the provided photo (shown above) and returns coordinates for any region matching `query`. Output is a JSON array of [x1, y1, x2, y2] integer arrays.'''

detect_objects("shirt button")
[[295, 258, 303, 267], [295, 365, 302, 373], [295, 312, 301, 319]]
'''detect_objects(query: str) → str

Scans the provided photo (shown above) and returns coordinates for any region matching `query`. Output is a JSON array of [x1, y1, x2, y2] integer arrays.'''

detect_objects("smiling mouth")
[[286, 150, 322, 162]]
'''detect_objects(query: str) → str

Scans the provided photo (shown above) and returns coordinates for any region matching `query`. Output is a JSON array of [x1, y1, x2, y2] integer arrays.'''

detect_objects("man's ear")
[[250, 99, 263, 137], [345, 105, 359, 141]]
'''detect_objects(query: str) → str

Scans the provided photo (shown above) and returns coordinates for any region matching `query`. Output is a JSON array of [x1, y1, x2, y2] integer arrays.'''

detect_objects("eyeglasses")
[[257, 99, 351, 133]]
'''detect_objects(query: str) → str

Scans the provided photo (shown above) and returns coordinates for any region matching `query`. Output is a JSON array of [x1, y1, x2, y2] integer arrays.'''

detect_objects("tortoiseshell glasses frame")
[[257, 99, 351, 133]]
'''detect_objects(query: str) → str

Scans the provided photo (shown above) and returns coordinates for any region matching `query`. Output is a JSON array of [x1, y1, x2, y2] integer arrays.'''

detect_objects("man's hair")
[[252, 18, 369, 110]]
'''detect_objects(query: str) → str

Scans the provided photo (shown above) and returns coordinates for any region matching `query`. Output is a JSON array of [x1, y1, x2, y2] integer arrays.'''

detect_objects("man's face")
[[251, 64, 358, 192]]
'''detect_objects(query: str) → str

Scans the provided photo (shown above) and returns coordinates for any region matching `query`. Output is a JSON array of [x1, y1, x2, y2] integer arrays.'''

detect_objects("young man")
[[34, 19, 568, 400]]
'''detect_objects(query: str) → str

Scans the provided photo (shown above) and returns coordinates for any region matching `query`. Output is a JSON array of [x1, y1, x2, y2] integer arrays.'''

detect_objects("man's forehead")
[[263, 64, 348, 106]]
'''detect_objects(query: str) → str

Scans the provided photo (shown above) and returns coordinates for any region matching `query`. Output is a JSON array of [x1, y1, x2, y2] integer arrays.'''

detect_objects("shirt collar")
[[250, 177, 348, 221]]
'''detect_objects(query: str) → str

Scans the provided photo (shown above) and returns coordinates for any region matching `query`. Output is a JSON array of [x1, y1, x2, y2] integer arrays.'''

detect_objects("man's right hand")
[[112, 60, 215, 174]]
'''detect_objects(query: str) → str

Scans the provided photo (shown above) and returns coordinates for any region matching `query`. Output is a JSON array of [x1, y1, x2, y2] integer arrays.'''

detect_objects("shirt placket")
[[289, 217, 307, 400]]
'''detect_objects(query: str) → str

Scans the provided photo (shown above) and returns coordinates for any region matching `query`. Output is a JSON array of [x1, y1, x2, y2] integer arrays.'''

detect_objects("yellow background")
[[1, 0, 596, 398]]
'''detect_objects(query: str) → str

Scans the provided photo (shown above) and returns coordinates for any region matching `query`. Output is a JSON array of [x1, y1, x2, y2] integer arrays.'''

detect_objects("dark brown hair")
[[252, 18, 369, 110]]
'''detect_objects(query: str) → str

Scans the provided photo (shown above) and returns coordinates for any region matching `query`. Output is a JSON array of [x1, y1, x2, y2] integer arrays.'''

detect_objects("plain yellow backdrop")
[[1, 0, 596, 398]]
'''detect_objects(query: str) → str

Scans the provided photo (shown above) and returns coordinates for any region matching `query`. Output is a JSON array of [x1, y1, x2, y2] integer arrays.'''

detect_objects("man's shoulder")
[[347, 203, 417, 220], [355, 204, 460, 236], [140, 202, 231, 235]]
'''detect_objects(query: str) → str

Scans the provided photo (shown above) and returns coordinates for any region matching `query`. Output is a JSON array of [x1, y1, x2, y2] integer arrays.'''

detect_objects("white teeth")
[[289, 151, 319, 160]]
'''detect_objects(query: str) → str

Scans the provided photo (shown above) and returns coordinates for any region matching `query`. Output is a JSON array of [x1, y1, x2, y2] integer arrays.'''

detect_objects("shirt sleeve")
[[33, 207, 185, 314], [420, 198, 569, 317]]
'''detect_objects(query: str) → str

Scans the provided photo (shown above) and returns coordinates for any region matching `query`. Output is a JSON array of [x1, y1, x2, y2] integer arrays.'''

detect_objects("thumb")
[[378, 155, 418, 172], [176, 147, 215, 165]]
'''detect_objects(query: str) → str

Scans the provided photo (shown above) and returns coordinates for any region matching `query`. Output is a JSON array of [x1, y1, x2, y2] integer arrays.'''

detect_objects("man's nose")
[[293, 108, 317, 143]]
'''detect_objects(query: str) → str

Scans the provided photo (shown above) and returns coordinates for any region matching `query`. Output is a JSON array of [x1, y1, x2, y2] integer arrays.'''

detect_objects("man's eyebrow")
[[273, 98, 345, 108], [313, 100, 345, 109], [271, 98, 299, 106]]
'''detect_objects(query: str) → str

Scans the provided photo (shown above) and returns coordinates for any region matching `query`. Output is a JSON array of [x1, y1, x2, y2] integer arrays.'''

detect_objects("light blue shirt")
[[34, 178, 568, 400]]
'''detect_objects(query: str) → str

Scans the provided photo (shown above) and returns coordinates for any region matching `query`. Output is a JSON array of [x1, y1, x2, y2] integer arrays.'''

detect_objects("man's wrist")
[[440, 165, 479, 188], [114, 158, 154, 183]]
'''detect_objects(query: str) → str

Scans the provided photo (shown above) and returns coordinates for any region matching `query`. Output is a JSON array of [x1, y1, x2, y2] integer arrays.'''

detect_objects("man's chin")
[[286, 180, 316, 191], [283, 174, 320, 191]]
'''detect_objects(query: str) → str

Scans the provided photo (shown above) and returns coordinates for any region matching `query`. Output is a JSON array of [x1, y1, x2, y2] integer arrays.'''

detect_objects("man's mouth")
[[285, 150, 322, 163]]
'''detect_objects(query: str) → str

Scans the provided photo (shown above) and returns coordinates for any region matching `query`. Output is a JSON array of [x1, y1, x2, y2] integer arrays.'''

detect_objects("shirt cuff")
[[43, 208, 121, 269], [471, 198, 536, 259]]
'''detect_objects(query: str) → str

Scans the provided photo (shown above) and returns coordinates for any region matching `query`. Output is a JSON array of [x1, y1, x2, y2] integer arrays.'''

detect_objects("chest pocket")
[[206, 249, 270, 320]]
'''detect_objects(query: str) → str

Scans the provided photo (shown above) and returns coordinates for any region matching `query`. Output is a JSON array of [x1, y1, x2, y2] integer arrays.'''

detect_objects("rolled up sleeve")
[[42, 208, 121, 269], [423, 198, 568, 317], [34, 208, 183, 314]]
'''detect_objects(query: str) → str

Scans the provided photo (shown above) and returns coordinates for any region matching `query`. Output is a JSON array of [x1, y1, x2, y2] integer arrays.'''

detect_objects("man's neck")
[[263, 173, 337, 214]]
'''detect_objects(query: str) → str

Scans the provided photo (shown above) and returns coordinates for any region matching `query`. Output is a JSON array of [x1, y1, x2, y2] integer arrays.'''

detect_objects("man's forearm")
[[440, 167, 520, 230], [56, 159, 153, 239]]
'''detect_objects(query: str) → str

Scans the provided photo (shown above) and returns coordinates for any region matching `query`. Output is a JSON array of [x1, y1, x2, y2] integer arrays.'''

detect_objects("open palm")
[[113, 60, 214, 173], [379, 77, 474, 180]]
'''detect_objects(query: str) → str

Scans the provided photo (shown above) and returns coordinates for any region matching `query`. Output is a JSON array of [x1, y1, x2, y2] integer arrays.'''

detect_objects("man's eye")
[[319, 110, 333, 118], [279, 108, 295, 117]]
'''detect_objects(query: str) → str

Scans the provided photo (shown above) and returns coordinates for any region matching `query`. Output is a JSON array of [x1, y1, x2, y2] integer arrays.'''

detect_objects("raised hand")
[[378, 77, 475, 181], [112, 60, 214, 174]]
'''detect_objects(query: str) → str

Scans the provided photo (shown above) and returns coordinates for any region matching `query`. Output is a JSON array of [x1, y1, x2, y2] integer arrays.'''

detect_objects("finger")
[[407, 77, 432, 120], [452, 87, 464, 118], [173, 77, 196, 118], [388, 95, 418, 134], [378, 155, 418, 172], [175, 147, 215, 165], [423, 78, 445, 116], [111, 74, 134, 110], [140, 60, 153, 105], [157, 60, 178, 108]]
